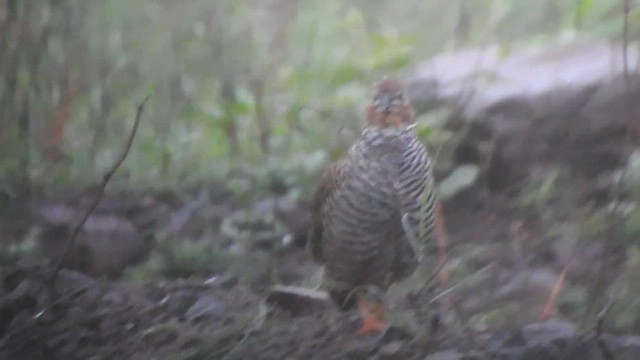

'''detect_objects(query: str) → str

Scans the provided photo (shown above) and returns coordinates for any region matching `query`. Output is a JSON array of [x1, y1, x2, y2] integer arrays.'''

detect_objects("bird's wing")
[[308, 161, 343, 263], [393, 146, 437, 264]]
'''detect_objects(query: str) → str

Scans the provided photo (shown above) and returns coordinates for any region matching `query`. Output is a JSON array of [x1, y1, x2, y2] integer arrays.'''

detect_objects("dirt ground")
[[0, 262, 449, 360], [1, 184, 638, 360]]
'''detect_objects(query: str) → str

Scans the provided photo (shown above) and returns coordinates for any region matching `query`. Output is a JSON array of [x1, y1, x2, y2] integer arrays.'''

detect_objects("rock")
[[607, 335, 640, 360], [518, 327, 640, 360], [377, 340, 406, 359], [37, 204, 153, 278], [185, 295, 225, 322], [220, 209, 289, 252], [520, 320, 576, 346], [409, 41, 640, 185], [424, 350, 463, 360], [252, 193, 311, 247], [379, 325, 416, 343], [411, 42, 639, 119], [561, 338, 605, 360], [460, 351, 487, 360], [266, 285, 330, 315]]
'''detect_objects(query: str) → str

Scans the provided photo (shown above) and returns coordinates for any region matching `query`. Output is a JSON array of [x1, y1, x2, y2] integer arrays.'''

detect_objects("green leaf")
[[574, 0, 595, 29], [230, 100, 253, 115], [582, 214, 607, 236], [625, 209, 640, 238], [327, 62, 363, 87], [438, 165, 480, 199]]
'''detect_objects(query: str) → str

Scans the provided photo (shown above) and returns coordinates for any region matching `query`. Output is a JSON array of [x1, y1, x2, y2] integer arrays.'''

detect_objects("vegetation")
[[1, 1, 640, 354], [1, 0, 636, 194]]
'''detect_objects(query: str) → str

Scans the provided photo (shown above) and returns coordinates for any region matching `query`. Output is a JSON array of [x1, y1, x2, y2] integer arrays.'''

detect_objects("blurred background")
[[1, 0, 640, 358]]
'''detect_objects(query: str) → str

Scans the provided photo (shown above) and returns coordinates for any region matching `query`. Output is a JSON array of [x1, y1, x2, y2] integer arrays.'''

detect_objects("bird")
[[308, 78, 437, 332]]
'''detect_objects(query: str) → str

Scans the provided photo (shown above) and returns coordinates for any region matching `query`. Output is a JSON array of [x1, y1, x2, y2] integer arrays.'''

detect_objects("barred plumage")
[[309, 78, 436, 306]]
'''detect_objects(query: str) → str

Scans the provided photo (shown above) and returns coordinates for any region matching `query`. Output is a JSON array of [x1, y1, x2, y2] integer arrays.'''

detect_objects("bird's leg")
[[349, 286, 390, 335], [402, 213, 424, 263], [357, 303, 388, 334]]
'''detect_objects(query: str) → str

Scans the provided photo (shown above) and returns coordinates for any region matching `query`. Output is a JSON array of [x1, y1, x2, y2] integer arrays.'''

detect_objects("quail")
[[308, 78, 437, 323]]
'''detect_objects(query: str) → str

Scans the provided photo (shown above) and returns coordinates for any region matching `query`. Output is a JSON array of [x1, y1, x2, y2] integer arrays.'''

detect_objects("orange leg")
[[356, 296, 389, 334]]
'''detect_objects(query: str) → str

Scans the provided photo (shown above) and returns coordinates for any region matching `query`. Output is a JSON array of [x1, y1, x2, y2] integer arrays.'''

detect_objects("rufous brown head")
[[365, 78, 414, 128]]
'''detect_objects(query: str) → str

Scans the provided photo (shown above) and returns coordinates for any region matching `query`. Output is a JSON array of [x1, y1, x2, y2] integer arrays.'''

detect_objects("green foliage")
[[438, 164, 479, 199], [574, 0, 596, 29], [607, 245, 640, 331], [557, 286, 589, 316], [2, 0, 640, 340], [467, 304, 522, 331], [624, 209, 640, 239], [126, 234, 229, 280], [1, 0, 636, 191], [160, 240, 226, 278], [15, 0, 424, 191], [582, 213, 608, 237], [517, 169, 560, 210]]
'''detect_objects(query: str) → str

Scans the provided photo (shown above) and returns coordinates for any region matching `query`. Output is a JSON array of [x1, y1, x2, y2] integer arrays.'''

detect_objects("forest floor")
[[3, 88, 640, 358], [1, 179, 639, 360]]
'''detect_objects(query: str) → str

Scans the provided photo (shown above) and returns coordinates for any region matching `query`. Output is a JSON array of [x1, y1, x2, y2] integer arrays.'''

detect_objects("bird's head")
[[366, 78, 414, 128]]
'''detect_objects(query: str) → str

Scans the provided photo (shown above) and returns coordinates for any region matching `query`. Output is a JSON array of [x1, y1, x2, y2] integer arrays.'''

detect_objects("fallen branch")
[[49, 97, 150, 293], [539, 263, 570, 321]]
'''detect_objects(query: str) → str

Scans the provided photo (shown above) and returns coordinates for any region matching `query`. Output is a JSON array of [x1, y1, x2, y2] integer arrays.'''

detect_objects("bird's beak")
[[379, 94, 393, 115]]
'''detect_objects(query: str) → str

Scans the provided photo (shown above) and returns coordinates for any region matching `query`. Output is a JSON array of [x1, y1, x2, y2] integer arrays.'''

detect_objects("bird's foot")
[[356, 305, 389, 334], [349, 286, 390, 335]]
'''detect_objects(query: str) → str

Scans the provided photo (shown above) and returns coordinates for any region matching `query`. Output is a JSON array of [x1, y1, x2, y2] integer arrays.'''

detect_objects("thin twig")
[[412, 254, 449, 299], [49, 97, 150, 291], [429, 261, 495, 305], [621, 0, 636, 156], [595, 294, 615, 360], [622, 0, 631, 99], [596, 296, 615, 337], [613, 0, 635, 210], [539, 263, 570, 321]]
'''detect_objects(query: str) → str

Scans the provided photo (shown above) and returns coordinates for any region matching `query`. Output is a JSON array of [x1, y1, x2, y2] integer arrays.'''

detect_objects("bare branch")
[[49, 97, 150, 291], [595, 294, 615, 360], [610, 0, 636, 238], [622, 0, 635, 153], [623, 0, 630, 96]]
